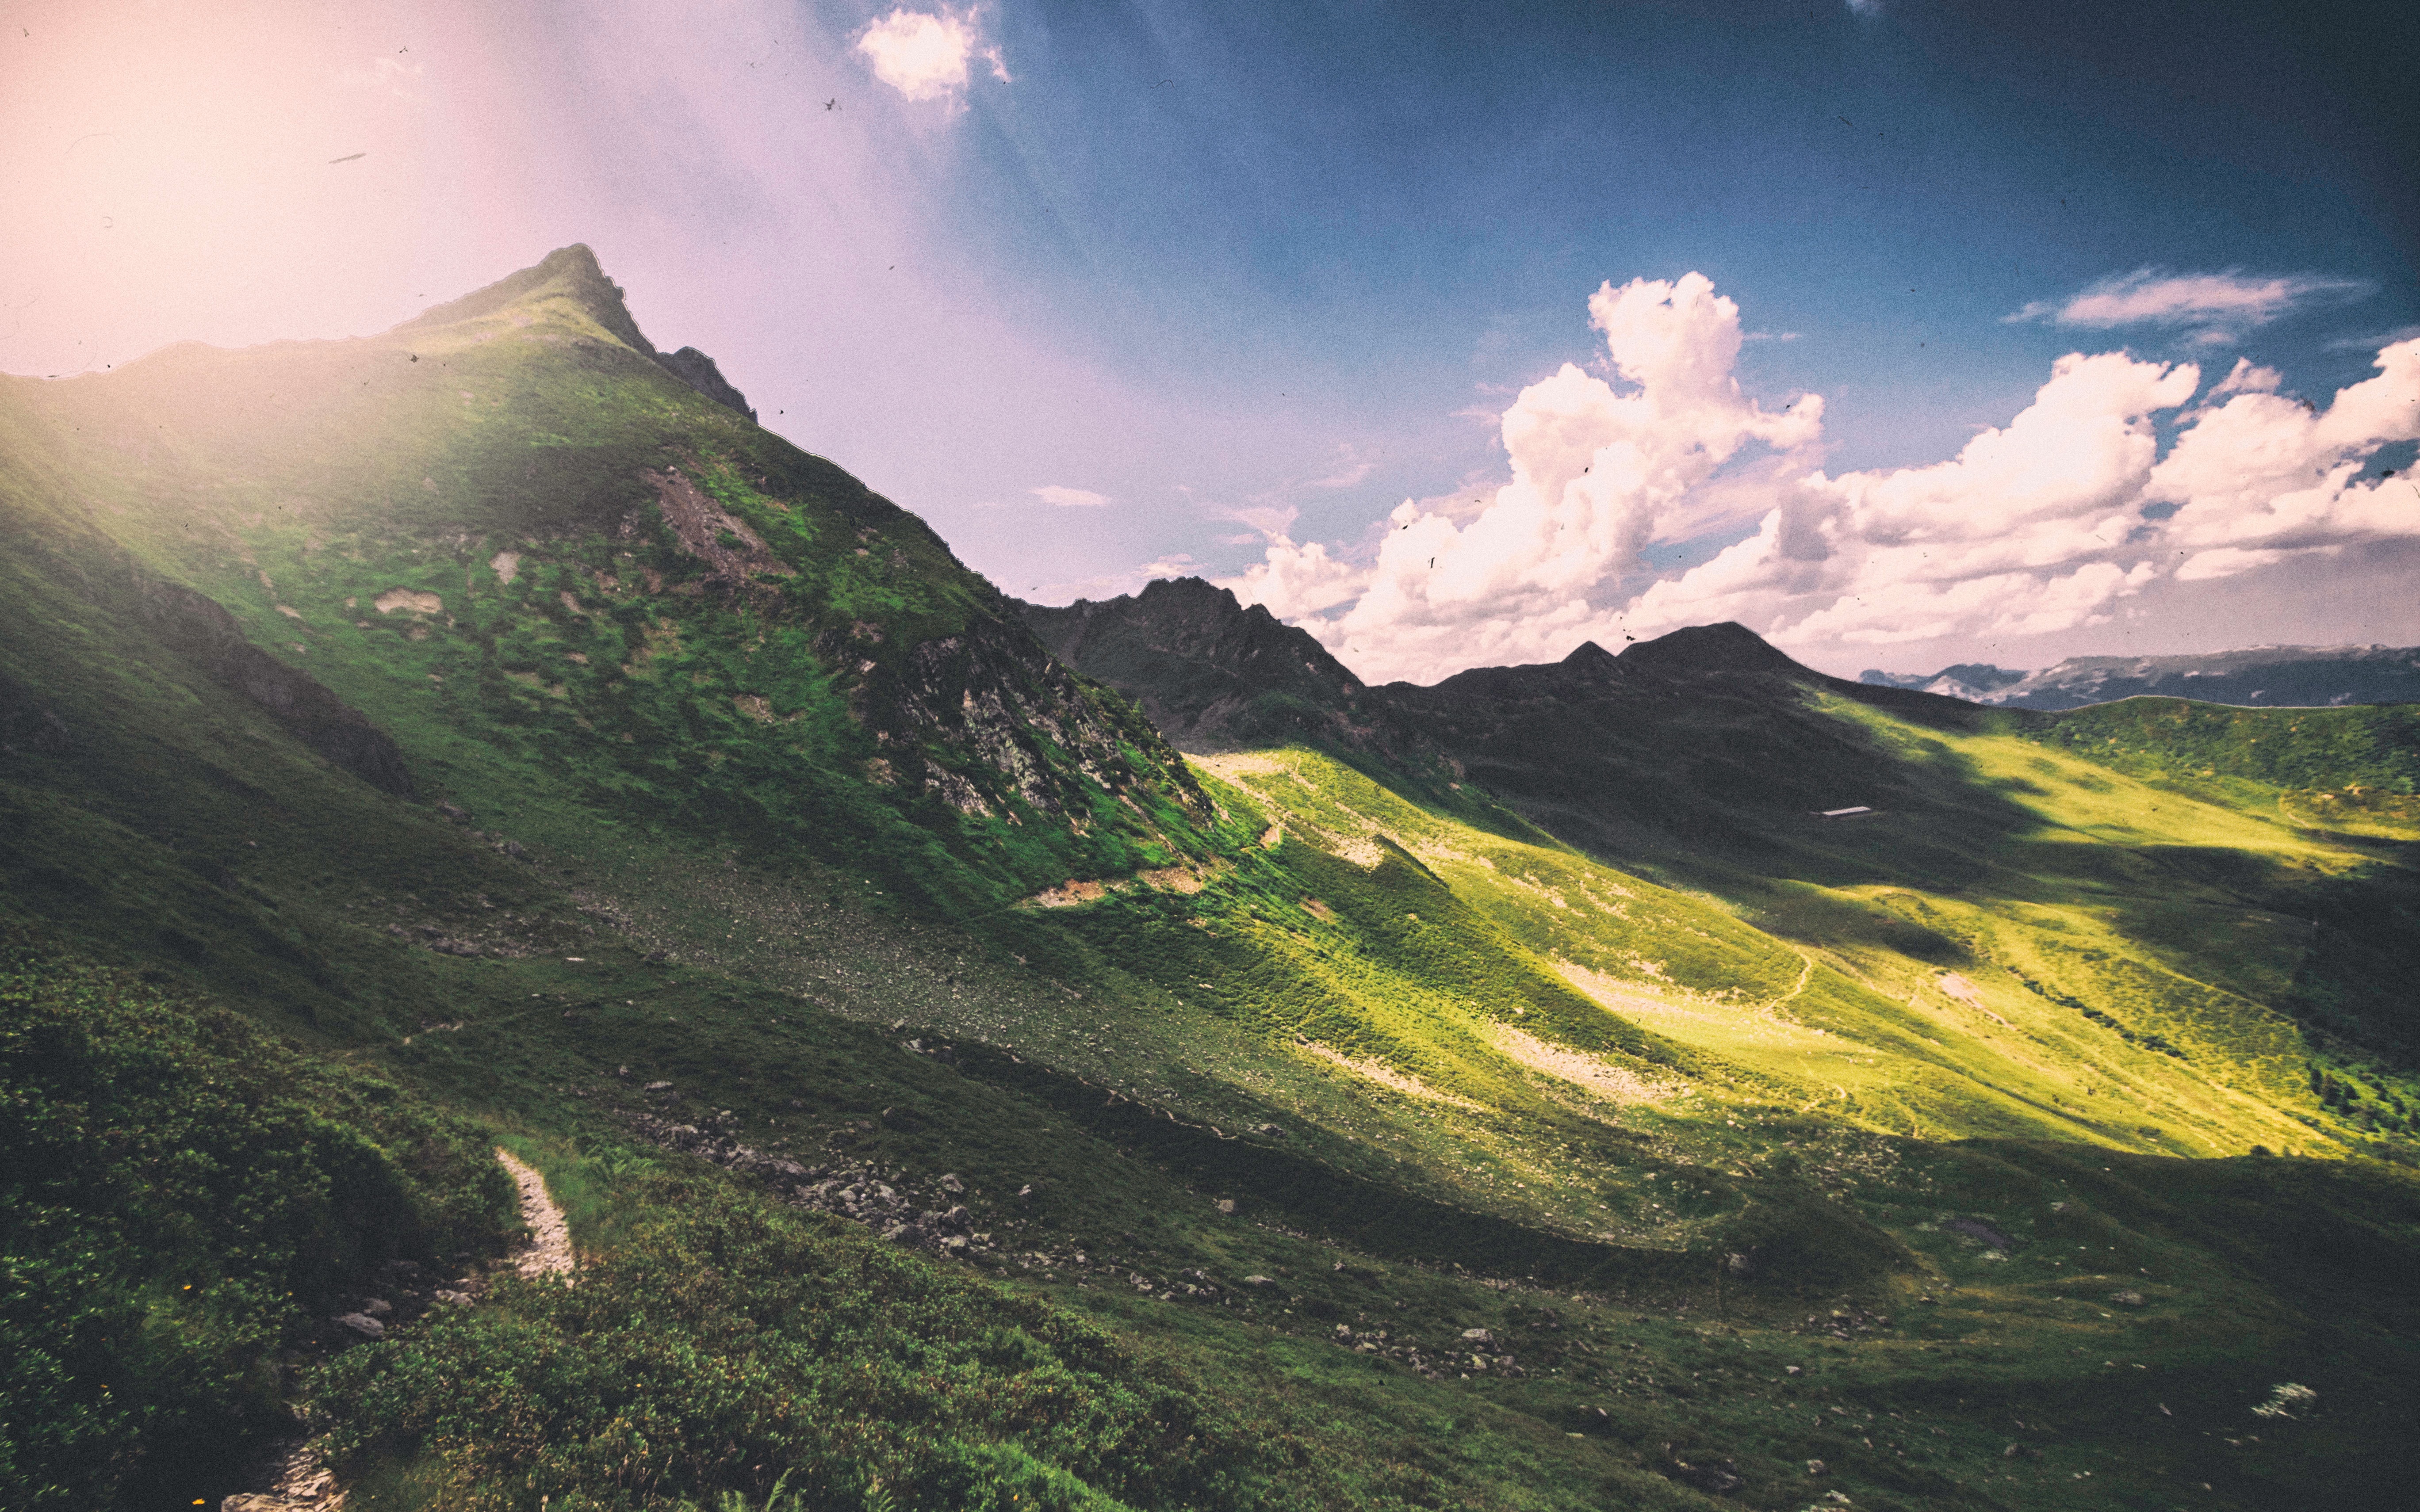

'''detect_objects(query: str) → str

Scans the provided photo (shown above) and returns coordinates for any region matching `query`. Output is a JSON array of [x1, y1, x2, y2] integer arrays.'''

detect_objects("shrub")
[[311, 1176, 1290, 1512], [0, 921, 515, 1508]]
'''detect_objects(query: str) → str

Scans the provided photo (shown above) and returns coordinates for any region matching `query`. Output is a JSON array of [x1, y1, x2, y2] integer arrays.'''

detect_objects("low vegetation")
[[2, 248, 2415, 1509], [0, 922, 514, 1508]]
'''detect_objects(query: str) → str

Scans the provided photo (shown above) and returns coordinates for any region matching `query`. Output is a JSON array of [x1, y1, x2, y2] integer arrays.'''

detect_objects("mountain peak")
[[1132, 575, 1246, 618], [404, 244, 656, 354], [1014, 576, 1366, 752], [404, 245, 758, 424], [1617, 621, 1811, 678]]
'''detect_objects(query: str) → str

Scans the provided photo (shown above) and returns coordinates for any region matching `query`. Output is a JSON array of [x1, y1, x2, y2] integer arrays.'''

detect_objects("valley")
[[3, 248, 2416, 1512]]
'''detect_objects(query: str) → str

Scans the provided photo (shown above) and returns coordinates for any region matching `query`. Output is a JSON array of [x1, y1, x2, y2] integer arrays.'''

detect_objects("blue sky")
[[4, 0, 2414, 679]]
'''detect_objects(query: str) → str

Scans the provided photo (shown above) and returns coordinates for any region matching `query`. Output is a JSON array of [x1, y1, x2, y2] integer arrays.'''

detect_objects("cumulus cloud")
[[1031, 485, 1110, 508], [1223, 273, 1818, 678], [2144, 336, 2420, 566], [1218, 273, 2420, 684], [2207, 356, 2280, 398], [2008, 267, 2370, 345], [855, 7, 1007, 105]]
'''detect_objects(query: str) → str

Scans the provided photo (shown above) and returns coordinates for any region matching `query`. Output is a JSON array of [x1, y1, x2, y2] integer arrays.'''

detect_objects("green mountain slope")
[[1, 245, 1209, 935], [1023, 581, 2420, 1157], [2, 250, 2416, 1512]]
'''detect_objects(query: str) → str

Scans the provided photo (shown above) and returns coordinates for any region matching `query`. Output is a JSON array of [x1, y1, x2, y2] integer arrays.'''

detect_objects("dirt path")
[[221, 1152, 573, 1509], [497, 1149, 575, 1279]]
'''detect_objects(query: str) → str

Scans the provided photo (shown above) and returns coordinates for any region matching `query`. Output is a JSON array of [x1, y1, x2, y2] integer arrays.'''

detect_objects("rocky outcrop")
[[1017, 577, 1367, 752], [655, 346, 758, 421], [135, 581, 415, 796], [623, 1107, 986, 1256], [832, 607, 1207, 825]]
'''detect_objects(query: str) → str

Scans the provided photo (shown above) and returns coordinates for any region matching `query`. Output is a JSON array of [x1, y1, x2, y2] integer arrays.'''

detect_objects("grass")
[[0, 245, 2415, 1509], [0, 920, 515, 1509]]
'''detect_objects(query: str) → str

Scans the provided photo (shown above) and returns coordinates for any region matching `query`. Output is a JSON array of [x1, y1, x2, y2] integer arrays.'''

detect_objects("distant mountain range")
[[1860, 645, 2420, 709]]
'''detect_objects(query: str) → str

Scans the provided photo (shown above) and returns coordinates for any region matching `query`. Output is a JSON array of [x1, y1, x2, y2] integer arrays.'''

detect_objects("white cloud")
[[1221, 531, 1368, 622], [1845, 0, 1883, 16], [854, 7, 1007, 105], [1031, 485, 1111, 508], [2007, 267, 2370, 345], [1217, 275, 2420, 683], [2143, 335, 2420, 575], [1028, 554, 1201, 603], [1222, 272, 1819, 679], [2208, 356, 2280, 398], [1310, 445, 1381, 489], [338, 54, 425, 102], [2174, 546, 2296, 582], [2326, 324, 2420, 353]]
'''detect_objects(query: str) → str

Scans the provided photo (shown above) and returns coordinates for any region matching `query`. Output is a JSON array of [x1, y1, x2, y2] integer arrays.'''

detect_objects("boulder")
[[1669, 1456, 1743, 1494]]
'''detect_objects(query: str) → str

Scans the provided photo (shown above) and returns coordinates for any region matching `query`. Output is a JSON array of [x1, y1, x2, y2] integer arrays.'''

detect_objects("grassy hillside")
[[1, 249, 2416, 1510], [0, 921, 515, 1508], [0, 247, 1209, 941]]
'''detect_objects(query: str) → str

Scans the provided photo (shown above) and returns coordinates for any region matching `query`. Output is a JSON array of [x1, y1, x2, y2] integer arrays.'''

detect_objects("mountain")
[[1018, 576, 1368, 751], [1022, 574, 2420, 1097], [1015, 586, 1993, 858], [1859, 662, 2029, 701], [6, 255, 2420, 1511], [1863, 644, 2420, 710], [0, 244, 1210, 927]]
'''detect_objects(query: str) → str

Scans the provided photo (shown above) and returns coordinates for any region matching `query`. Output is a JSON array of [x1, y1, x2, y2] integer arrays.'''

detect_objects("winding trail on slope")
[[223, 1153, 575, 1509], [497, 1149, 575, 1278]]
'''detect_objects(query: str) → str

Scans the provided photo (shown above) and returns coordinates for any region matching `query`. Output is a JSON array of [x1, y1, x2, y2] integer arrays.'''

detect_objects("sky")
[[4, 0, 2415, 683]]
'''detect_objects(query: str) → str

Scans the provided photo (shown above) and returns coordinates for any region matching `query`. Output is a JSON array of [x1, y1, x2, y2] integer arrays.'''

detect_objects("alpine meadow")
[[4, 244, 2417, 1512]]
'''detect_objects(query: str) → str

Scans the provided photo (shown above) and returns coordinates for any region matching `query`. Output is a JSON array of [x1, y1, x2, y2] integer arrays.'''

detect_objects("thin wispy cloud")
[[2327, 324, 2420, 353], [1031, 485, 1111, 508], [2008, 268, 2370, 345], [1310, 446, 1380, 489], [1028, 554, 1201, 602], [1844, 0, 1883, 18], [337, 54, 425, 102], [855, 6, 1008, 105]]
